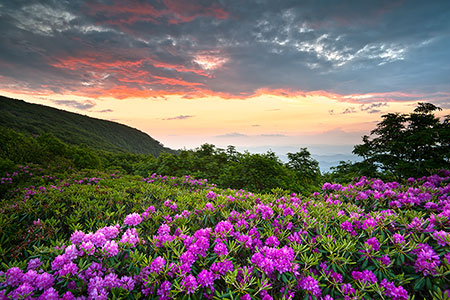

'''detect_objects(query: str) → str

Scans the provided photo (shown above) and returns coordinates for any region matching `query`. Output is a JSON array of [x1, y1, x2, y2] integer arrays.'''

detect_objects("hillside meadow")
[[0, 163, 449, 299], [0, 101, 449, 299]]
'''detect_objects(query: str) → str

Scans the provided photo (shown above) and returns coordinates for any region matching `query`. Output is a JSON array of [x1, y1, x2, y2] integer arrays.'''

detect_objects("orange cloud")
[[251, 88, 340, 99], [51, 56, 146, 71], [3, 64, 447, 107], [152, 76, 204, 87], [51, 51, 210, 77], [71, 85, 172, 99], [150, 60, 210, 77], [49, 51, 209, 91]]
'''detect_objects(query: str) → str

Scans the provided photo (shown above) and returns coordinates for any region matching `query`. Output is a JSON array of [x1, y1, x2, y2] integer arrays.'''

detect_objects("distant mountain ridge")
[[0, 96, 174, 156]]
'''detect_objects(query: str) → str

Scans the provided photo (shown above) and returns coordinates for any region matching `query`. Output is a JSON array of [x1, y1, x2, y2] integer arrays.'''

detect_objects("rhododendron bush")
[[1, 168, 450, 299]]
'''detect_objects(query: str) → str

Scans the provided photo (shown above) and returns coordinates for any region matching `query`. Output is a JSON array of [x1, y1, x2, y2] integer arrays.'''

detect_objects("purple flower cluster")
[[3, 267, 57, 299], [214, 220, 234, 238], [181, 274, 198, 294], [432, 230, 450, 246], [392, 233, 405, 245], [362, 218, 377, 231], [156, 280, 172, 299], [340, 220, 357, 236], [352, 269, 377, 286], [254, 204, 274, 220], [251, 246, 296, 275], [213, 242, 229, 256], [197, 269, 215, 288], [210, 260, 234, 276], [413, 243, 441, 276], [320, 262, 343, 284], [164, 200, 178, 211], [378, 254, 391, 266], [365, 237, 380, 252], [120, 228, 140, 247], [204, 202, 215, 211], [142, 205, 155, 219], [124, 213, 142, 226], [102, 240, 119, 257], [150, 256, 166, 274], [381, 279, 408, 300], [1, 171, 449, 299], [299, 276, 321, 297]]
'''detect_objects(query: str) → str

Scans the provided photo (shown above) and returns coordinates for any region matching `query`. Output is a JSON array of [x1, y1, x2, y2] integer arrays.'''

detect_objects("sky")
[[1, 0, 450, 163]]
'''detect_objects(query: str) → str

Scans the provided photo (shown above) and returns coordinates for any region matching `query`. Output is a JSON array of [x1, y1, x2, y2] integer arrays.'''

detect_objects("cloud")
[[342, 107, 356, 114], [360, 102, 388, 111], [329, 102, 390, 115], [85, 0, 228, 26], [328, 107, 356, 115], [97, 109, 113, 113], [215, 132, 248, 138], [163, 115, 194, 120], [366, 109, 380, 114], [259, 134, 287, 137], [215, 132, 287, 139], [51, 99, 96, 110], [0, 0, 449, 101], [360, 102, 388, 114]]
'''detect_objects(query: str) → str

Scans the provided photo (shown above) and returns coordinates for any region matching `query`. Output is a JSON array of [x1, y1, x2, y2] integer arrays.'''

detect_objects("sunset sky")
[[1, 0, 449, 161]]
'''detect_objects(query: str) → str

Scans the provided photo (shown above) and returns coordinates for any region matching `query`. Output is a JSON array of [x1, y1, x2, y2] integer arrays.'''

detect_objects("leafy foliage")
[[0, 165, 449, 299], [0, 129, 322, 195], [352, 102, 450, 179], [154, 144, 321, 194], [0, 96, 174, 156], [1, 97, 450, 299]]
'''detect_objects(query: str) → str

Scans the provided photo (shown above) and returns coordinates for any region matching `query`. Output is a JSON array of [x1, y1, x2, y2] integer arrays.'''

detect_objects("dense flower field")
[[0, 167, 450, 299]]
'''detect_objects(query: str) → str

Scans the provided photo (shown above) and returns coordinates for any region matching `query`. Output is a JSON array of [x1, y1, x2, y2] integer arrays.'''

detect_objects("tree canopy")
[[353, 102, 450, 178]]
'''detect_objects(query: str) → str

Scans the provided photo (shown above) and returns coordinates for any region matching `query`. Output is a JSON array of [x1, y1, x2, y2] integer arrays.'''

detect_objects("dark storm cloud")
[[0, 0, 449, 100]]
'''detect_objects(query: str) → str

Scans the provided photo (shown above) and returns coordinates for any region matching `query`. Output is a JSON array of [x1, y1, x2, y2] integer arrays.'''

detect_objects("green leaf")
[[425, 277, 432, 290], [414, 278, 425, 291], [362, 259, 368, 269]]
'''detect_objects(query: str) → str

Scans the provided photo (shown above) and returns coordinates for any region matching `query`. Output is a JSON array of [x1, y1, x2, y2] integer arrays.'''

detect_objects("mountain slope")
[[0, 96, 174, 156]]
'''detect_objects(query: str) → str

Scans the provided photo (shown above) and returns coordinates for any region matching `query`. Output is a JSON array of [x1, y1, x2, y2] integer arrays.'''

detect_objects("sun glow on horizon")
[[3, 88, 445, 153]]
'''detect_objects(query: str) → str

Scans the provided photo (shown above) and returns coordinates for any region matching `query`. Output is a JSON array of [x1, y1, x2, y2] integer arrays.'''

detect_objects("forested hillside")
[[0, 96, 174, 156]]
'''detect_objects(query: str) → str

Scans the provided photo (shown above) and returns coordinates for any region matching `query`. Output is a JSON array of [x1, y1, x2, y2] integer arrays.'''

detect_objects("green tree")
[[157, 152, 180, 176], [71, 146, 101, 169], [220, 151, 291, 193], [324, 160, 377, 184], [286, 148, 321, 185], [353, 102, 450, 178], [36, 133, 68, 157], [0, 127, 42, 165]]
